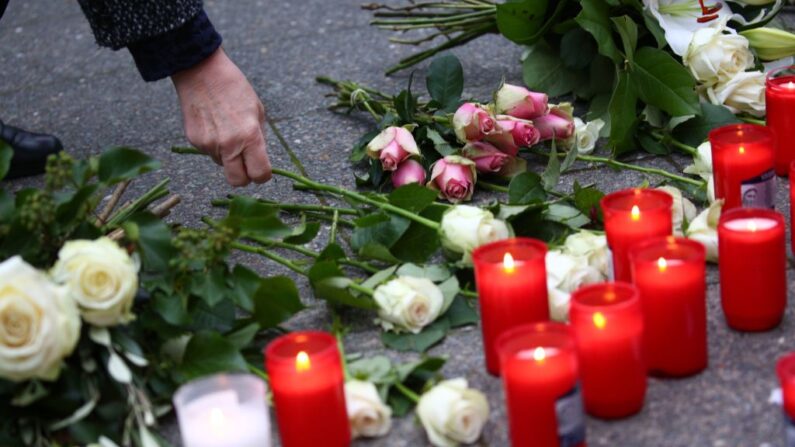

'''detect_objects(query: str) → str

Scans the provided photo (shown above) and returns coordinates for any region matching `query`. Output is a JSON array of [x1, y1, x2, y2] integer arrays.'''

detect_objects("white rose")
[[51, 237, 139, 327], [572, 117, 605, 155], [684, 142, 713, 180], [562, 230, 609, 277], [345, 380, 392, 438], [707, 174, 717, 203], [707, 70, 767, 117], [546, 251, 604, 322], [416, 378, 489, 447], [373, 276, 444, 334], [440, 205, 510, 264], [656, 186, 698, 236], [686, 200, 723, 262], [684, 24, 754, 85], [0, 256, 80, 382]]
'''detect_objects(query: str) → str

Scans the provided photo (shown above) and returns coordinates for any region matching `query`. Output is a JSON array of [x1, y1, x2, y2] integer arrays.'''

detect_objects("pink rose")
[[453, 103, 497, 143], [366, 126, 420, 171], [494, 83, 549, 120], [484, 116, 540, 155], [392, 159, 427, 188], [428, 156, 477, 203], [534, 105, 575, 141], [463, 142, 509, 173]]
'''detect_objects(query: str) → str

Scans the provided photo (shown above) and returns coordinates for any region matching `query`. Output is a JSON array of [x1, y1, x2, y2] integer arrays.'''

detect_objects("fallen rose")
[[416, 378, 489, 447], [534, 103, 575, 141], [453, 103, 497, 143], [494, 83, 548, 120], [392, 159, 427, 188], [485, 116, 540, 155], [440, 205, 510, 264], [462, 141, 509, 174], [366, 126, 421, 171], [428, 156, 477, 203], [345, 380, 392, 438], [373, 276, 445, 334]]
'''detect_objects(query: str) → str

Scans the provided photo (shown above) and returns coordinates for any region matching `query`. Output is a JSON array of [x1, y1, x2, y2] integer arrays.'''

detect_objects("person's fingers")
[[223, 153, 250, 187], [242, 130, 272, 184]]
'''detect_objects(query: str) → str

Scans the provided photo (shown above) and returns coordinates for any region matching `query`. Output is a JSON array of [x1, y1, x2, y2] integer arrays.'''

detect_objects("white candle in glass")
[[722, 217, 779, 232], [174, 374, 271, 447]]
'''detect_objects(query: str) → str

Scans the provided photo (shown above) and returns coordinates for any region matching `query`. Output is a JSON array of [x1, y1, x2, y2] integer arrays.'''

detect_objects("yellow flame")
[[210, 408, 225, 432], [296, 351, 311, 372], [593, 312, 607, 329], [739, 146, 746, 155], [748, 220, 758, 232], [631, 205, 640, 221], [604, 290, 616, 302], [533, 347, 546, 362], [787, 81, 795, 90], [503, 252, 516, 273], [657, 257, 667, 272]]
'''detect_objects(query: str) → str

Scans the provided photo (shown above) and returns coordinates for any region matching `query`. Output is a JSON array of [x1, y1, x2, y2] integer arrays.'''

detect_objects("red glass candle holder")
[[790, 161, 795, 254], [601, 188, 673, 282], [265, 331, 350, 447], [569, 282, 646, 419], [766, 66, 795, 175], [473, 238, 549, 375], [629, 237, 707, 377], [497, 323, 586, 447], [717, 208, 786, 331], [777, 353, 795, 420], [709, 124, 776, 210]]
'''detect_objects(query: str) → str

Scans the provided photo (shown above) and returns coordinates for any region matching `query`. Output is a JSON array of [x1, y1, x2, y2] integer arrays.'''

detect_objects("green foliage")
[[496, 0, 549, 45], [97, 147, 161, 185], [673, 102, 741, 147], [426, 55, 464, 110]]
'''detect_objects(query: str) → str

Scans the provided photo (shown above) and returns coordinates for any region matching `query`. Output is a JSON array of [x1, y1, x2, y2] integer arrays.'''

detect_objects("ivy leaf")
[[576, 0, 622, 63], [0, 141, 12, 181], [251, 276, 306, 329], [190, 267, 228, 307], [229, 265, 261, 312], [426, 55, 464, 110], [226, 196, 292, 239], [496, 0, 549, 45], [508, 172, 547, 205], [97, 147, 160, 185], [122, 213, 176, 272], [178, 332, 248, 380], [672, 102, 740, 147], [630, 47, 699, 117], [283, 220, 321, 245]]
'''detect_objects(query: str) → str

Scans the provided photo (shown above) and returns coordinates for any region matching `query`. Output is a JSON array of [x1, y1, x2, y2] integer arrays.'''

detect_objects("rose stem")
[[104, 179, 171, 228], [649, 131, 698, 156], [96, 180, 131, 225], [394, 382, 421, 403], [211, 197, 359, 216]]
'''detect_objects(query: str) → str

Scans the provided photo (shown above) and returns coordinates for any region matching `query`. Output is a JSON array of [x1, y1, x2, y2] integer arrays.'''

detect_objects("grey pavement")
[[1, 1, 794, 446]]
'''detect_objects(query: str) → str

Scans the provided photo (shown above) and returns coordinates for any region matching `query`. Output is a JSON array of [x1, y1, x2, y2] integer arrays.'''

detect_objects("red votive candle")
[[717, 208, 786, 331], [709, 124, 776, 210], [265, 331, 350, 447], [629, 237, 707, 377], [570, 282, 646, 419], [777, 353, 795, 420], [473, 238, 549, 376], [601, 189, 673, 282], [790, 161, 795, 254], [766, 66, 795, 175], [497, 323, 586, 447]]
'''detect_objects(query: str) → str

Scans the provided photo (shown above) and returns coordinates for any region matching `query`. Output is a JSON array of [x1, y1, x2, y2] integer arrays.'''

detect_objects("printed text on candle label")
[[741, 169, 776, 209], [556, 385, 586, 447]]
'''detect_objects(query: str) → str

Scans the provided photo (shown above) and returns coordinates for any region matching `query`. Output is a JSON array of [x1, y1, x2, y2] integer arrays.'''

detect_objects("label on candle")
[[786, 414, 795, 447], [741, 169, 775, 209], [556, 385, 586, 447]]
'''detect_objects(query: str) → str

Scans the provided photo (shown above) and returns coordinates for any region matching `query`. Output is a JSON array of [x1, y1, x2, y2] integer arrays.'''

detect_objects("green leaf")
[[388, 184, 438, 214], [348, 356, 394, 383], [611, 16, 638, 63], [573, 181, 605, 223], [544, 203, 590, 229], [630, 47, 699, 117], [560, 28, 597, 70], [178, 332, 248, 380], [395, 75, 417, 123], [541, 141, 560, 190], [445, 296, 479, 328], [351, 213, 410, 253], [229, 265, 261, 312], [576, 0, 622, 63], [190, 267, 228, 307], [642, 10, 667, 48], [396, 264, 451, 282], [152, 292, 190, 326], [672, 102, 741, 147], [496, 0, 549, 45], [381, 319, 450, 352], [309, 261, 377, 310], [508, 172, 547, 205], [190, 298, 236, 333], [523, 41, 582, 97], [360, 266, 399, 290], [351, 130, 379, 163], [97, 147, 160, 184], [608, 71, 640, 156], [422, 128, 456, 157], [426, 55, 464, 110], [226, 323, 260, 349], [122, 213, 176, 271], [638, 130, 670, 155], [391, 220, 441, 264], [283, 220, 321, 245], [0, 141, 12, 181], [251, 276, 305, 329], [226, 196, 292, 239]]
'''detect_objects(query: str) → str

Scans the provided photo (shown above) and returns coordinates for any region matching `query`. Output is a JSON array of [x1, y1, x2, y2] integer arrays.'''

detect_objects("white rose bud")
[[345, 380, 392, 438], [51, 237, 139, 327], [707, 70, 766, 117], [373, 276, 444, 334], [656, 186, 698, 236], [440, 205, 510, 264], [686, 200, 723, 263], [546, 251, 603, 322], [417, 378, 489, 447], [684, 25, 754, 85], [684, 142, 713, 180], [572, 117, 605, 155], [0, 256, 80, 382], [562, 231, 610, 278]]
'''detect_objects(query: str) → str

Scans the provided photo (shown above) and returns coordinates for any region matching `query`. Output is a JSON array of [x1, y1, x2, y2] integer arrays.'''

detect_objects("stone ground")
[[2, 1, 795, 446]]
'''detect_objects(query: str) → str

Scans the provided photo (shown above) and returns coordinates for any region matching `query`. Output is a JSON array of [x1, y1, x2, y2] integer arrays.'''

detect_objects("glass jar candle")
[[709, 124, 776, 210]]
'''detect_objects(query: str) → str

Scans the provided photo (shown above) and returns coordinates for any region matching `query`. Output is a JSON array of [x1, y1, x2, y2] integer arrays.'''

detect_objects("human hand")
[[171, 48, 271, 186]]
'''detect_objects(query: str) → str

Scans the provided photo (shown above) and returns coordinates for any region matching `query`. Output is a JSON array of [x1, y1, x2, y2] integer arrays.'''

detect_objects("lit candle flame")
[[739, 146, 746, 155], [748, 220, 758, 232], [787, 81, 795, 90], [210, 408, 225, 433], [533, 347, 546, 362], [296, 351, 311, 372], [593, 312, 607, 329], [631, 205, 640, 221], [503, 252, 516, 273], [658, 257, 667, 272]]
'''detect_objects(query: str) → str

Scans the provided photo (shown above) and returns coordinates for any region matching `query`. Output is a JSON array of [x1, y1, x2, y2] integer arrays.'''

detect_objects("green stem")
[[334, 328, 351, 381], [247, 365, 269, 382], [231, 242, 307, 275], [105, 179, 170, 228], [330, 210, 339, 245], [478, 180, 508, 193], [371, 9, 494, 26], [740, 116, 766, 126], [348, 281, 375, 296], [272, 168, 441, 230], [213, 197, 359, 216], [650, 131, 698, 156], [460, 289, 478, 298], [394, 382, 421, 403]]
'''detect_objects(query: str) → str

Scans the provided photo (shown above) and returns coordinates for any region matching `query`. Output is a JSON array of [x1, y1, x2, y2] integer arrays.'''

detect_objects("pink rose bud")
[[392, 159, 427, 188], [428, 155, 477, 203], [463, 142, 510, 174], [534, 105, 575, 141], [484, 116, 540, 156], [453, 103, 497, 143], [366, 126, 421, 171], [494, 83, 549, 120]]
